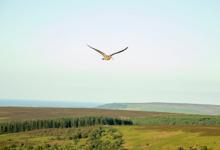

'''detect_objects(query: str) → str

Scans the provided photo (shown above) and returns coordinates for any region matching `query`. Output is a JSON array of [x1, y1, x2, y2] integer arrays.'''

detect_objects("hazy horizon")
[[1, 1, 220, 105], [1, 99, 220, 107]]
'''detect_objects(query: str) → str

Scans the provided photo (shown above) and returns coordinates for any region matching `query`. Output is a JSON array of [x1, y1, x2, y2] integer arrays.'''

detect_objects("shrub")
[[200, 146, 208, 150], [177, 146, 184, 150], [87, 126, 124, 150]]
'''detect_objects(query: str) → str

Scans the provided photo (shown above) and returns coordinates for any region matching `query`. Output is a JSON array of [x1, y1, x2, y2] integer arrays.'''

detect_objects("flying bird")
[[87, 44, 128, 61]]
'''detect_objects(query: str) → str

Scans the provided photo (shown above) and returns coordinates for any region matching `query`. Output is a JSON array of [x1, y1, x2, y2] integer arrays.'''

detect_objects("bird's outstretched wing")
[[87, 45, 107, 57], [110, 47, 128, 56]]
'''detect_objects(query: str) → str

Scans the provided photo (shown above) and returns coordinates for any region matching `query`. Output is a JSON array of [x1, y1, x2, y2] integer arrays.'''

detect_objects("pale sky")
[[0, 0, 220, 104]]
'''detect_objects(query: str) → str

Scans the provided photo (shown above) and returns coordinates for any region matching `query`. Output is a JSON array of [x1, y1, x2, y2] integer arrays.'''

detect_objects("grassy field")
[[0, 125, 219, 150], [117, 125, 220, 150]]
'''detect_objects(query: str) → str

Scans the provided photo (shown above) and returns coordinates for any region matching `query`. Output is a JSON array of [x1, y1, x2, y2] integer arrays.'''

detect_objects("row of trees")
[[0, 116, 133, 134], [134, 116, 220, 125]]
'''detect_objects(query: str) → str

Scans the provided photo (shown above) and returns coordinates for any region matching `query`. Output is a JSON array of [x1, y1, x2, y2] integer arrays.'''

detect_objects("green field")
[[0, 125, 219, 150], [0, 107, 220, 150], [117, 125, 220, 150]]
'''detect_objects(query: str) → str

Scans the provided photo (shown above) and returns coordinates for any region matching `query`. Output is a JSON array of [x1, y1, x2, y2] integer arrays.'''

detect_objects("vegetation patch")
[[133, 115, 220, 125], [0, 126, 124, 150], [116, 125, 220, 150]]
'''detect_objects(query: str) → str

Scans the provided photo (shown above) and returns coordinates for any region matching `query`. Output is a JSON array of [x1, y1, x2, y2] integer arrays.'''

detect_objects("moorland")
[[0, 107, 220, 150]]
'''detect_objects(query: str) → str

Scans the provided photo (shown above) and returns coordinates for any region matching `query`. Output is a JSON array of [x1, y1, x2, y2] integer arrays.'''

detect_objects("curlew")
[[87, 44, 128, 61]]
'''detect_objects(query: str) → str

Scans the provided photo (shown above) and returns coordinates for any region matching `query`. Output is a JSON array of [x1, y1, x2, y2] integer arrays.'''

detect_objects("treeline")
[[0, 116, 133, 134], [133, 115, 220, 125]]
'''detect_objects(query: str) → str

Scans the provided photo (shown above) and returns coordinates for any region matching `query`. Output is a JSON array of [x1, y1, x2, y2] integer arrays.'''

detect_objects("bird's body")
[[87, 45, 128, 61], [102, 55, 112, 60]]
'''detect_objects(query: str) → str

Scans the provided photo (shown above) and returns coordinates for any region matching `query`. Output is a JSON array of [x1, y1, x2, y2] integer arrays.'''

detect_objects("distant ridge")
[[0, 99, 102, 108], [97, 102, 220, 115]]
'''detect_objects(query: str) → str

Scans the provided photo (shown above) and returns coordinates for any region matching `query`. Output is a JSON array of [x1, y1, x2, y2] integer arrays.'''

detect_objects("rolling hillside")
[[0, 107, 176, 122], [1, 107, 220, 126], [98, 102, 220, 115]]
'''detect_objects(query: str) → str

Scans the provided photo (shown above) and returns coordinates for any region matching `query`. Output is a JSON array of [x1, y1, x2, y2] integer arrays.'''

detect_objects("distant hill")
[[0, 99, 102, 108], [97, 102, 220, 115]]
